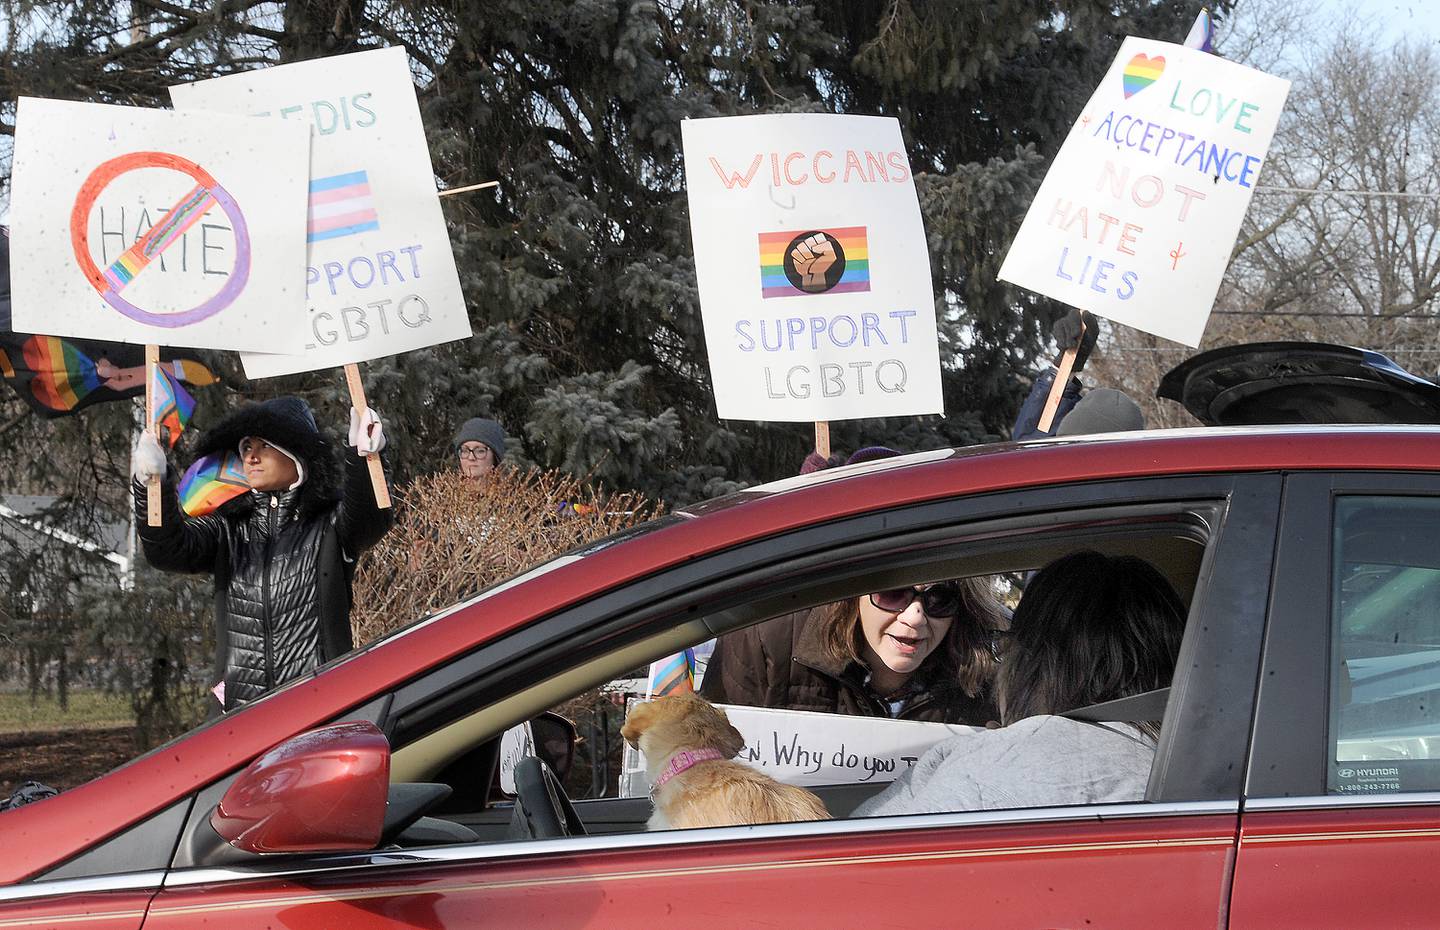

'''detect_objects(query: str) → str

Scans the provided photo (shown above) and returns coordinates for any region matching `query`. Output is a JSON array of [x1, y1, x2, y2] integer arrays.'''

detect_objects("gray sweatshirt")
[[853, 715, 1155, 817]]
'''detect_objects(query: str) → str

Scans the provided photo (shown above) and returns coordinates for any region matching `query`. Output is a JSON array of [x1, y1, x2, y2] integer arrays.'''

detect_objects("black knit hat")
[[453, 417, 506, 461], [193, 396, 339, 512]]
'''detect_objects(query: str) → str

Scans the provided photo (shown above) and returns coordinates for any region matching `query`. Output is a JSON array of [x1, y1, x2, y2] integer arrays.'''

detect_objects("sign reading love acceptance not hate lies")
[[998, 37, 1290, 347], [9, 98, 310, 353], [682, 114, 942, 422], [170, 46, 471, 379]]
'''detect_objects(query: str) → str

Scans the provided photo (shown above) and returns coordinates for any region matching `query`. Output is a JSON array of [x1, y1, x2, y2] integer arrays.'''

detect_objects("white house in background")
[[0, 494, 131, 591]]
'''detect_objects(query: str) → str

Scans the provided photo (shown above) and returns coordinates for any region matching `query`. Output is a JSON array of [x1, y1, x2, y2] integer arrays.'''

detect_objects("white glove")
[[349, 406, 386, 456], [131, 430, 167, 481]]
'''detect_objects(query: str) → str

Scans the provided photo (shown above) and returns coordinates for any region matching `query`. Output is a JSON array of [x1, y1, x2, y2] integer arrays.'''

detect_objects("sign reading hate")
[[170, 46, 471, 379], [998, 37, 1290, 346], [683, 114, 942, 422], [9, 98, 310, 353]]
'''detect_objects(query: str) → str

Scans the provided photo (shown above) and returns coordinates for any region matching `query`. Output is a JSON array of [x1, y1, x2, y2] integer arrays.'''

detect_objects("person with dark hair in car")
[[852, 550, 1186, 815]]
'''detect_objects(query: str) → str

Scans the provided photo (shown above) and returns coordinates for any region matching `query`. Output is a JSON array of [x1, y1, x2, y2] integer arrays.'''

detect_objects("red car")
[[4, 425, 1440, 929]]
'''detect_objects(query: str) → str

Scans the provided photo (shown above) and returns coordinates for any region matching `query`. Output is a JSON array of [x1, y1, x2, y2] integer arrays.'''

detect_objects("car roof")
[[5, 424, 1440, 883]]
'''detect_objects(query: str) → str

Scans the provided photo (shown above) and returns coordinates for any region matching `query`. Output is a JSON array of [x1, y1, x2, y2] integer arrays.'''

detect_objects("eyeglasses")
[[458, 446, 493, 461], [869, 583, 963, 618]]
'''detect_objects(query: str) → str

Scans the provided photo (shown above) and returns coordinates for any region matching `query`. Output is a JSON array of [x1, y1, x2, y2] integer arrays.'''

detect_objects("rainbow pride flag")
[[103, 184, 219, 291], [646, 648, 697, 698], [308, 170, 379, 243], [21, 336, 101, 412], [178, 449, 250, 517], [758, 226, 871, 299], [149, 363, 196, 449]]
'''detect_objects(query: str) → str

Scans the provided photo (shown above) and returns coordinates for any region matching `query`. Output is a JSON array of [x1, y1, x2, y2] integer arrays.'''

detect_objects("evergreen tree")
[[0, 0, 1224, 504]]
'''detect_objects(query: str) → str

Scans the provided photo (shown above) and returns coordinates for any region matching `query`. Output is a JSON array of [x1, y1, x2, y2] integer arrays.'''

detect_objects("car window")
[[462, 529, 1205, 842], [1330, 495, 1440, 792]]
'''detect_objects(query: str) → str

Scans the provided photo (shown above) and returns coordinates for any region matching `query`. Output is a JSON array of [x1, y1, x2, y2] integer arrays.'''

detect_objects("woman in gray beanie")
[[454, 417, 506, 479]]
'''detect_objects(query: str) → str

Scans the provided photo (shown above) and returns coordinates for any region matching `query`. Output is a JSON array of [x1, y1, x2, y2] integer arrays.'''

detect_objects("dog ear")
[[714, 709, 746, 759], [620, 701, 653, 748]]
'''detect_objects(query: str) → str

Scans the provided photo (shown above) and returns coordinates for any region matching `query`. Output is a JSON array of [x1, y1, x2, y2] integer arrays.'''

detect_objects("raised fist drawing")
[[790, 233, 837, 291]]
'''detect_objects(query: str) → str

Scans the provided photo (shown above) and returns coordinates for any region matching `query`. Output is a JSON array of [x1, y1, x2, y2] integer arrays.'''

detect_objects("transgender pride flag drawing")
[[308, 170, 379, 243]]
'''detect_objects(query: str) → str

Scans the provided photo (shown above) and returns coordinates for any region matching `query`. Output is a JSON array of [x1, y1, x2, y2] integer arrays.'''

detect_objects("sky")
[[1294, 0, 1440, 47]]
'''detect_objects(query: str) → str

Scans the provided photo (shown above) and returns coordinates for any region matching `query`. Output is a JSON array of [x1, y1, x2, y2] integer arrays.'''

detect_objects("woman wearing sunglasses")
[[700, 578, 1005, 725]]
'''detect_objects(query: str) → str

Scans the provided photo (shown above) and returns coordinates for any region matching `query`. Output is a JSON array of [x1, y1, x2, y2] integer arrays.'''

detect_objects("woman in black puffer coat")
[[133, 396, 392, 710]]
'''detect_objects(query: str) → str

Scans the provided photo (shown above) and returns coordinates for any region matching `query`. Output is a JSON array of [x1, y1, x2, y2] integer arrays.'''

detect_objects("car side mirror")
[[530, 712, 578, 783], [211, 720, 390, 854]]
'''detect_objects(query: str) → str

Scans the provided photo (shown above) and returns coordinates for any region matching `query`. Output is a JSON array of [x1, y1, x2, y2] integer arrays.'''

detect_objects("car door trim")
[[0, 869, 166, 904], [1245, 792, 1440, 813], [160, 800, 1237, 889]]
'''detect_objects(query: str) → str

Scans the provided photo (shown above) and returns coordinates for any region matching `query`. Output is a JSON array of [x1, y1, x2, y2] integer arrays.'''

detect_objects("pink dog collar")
[[650, 748, 726, 795]]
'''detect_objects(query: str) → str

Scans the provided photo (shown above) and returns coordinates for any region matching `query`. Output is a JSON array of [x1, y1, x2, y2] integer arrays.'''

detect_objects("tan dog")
[[621, 692, 829, 830]]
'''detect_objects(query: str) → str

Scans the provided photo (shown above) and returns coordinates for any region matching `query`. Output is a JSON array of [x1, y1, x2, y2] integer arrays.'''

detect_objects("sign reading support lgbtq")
[[170, 46, 470, 378], [998, 38, 1290, 347], [682, 115, 942, 421], [9, 98, 309, 352]]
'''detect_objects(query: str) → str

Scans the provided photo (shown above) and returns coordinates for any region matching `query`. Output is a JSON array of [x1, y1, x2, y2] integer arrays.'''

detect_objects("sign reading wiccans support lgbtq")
[[9, 98, 309, 353], [682, 114, 942, 421], [998, 38, 1290, 346], [170, 46, 470, 378]]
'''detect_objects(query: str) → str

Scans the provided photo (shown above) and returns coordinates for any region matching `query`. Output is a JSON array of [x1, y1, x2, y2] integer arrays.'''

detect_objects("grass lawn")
[[0, 690, 135, 733]]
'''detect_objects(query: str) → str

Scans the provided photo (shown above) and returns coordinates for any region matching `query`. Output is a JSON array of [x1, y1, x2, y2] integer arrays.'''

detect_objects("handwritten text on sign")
[[620, 703, 978, 796], [171, 46, 470, 378], [998, 38, 1290, 346], [9, 98, 309, 353], [683, 114, 943, 422]]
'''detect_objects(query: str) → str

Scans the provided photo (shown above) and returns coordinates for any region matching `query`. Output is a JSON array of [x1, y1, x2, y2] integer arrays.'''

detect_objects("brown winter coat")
[[700, 605, 998, 725]]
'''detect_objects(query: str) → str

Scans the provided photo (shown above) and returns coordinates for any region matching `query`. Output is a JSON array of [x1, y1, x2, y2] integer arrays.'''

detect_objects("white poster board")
[[620, 702, 977, 797], [171, 46, 471, 378], [997, 38, 1290, 346], [9, 98, 310, 352], [682, 114, 942, 422]]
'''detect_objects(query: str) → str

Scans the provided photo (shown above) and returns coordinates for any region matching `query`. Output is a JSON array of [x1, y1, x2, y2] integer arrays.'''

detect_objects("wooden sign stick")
[[438, 181, 499, 198], [814, 421, 830, 459], [1036, 314, 1089, 434], [343, 362, 392, 509], [144, 345, 162, 527]]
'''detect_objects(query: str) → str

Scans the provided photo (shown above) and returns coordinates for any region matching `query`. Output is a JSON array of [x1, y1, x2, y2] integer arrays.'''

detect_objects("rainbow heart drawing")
[[1122, 53, 1165, 99]]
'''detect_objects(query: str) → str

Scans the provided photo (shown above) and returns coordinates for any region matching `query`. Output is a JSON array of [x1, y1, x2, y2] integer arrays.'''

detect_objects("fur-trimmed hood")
[[193, 396, 340, 519]]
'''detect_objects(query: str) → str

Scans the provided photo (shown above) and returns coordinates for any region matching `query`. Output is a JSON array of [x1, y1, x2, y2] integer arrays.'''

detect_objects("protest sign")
[[170, 45, 471, 379], [682, 114, 942, 422], [998, 37, 1290, 347], [620, 702, 977, 796], [9, 98, 309, 353]]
